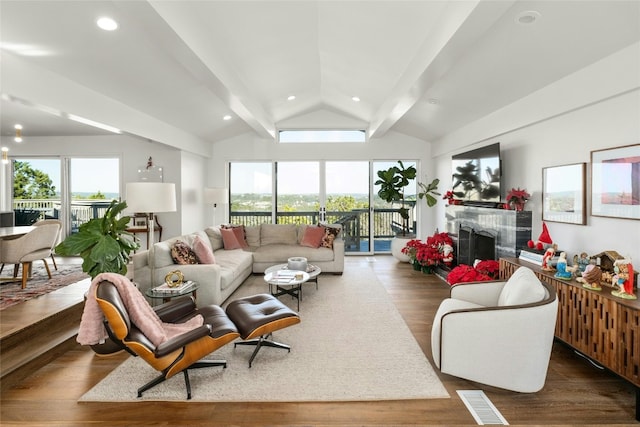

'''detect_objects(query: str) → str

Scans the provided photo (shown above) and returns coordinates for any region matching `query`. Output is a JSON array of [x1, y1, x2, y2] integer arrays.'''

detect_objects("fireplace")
[[445, 205, 532, 266], [457, 226, 497, 265]]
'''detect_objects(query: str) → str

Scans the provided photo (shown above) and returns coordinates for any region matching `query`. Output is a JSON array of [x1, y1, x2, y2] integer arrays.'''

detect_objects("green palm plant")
[[55, 200, 139, 279]]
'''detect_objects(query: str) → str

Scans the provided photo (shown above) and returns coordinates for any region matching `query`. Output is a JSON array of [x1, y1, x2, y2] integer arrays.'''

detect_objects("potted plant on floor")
[[376, 161, 417, 261], [55, 199, 139, 354]]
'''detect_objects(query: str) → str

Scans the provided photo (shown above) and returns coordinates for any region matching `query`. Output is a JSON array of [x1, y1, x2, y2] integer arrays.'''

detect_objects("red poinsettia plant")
[[446, 260, 500, 286], [403, 232, 454, 267], [506, 187, 530, 204]]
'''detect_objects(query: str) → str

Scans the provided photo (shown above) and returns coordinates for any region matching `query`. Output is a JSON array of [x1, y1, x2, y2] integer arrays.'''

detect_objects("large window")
[[228, 160, 418, 254], [229, 162, 273, 226], [10, 156, 120, 236]]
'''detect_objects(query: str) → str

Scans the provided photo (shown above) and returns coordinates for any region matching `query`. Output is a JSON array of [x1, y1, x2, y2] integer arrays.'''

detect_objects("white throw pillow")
[[498, 266, 546, 306]]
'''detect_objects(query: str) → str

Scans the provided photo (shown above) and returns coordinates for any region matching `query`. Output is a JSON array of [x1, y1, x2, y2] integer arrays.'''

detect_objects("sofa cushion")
[[171, 241, 198, 265], [300, 225, 325, 248], [244, 225, 260, 247], [252, 244, 334, 264], [213, 249, 253, 290], [261, 224, 297, 246], [192, 235, 215, 264], [204, 227, 224, 251], [498, 266, 546, 306], [221, 228, 244, 250], [320, 224, 340, 249], [222, 225, 249, 249]]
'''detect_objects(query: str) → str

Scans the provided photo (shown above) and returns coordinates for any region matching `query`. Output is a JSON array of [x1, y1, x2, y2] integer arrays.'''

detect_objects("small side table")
[[146, 281, 199, 304]]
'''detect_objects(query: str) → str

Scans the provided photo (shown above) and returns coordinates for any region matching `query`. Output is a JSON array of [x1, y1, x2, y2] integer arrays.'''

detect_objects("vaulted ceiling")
[[1, 0, 639, 153]]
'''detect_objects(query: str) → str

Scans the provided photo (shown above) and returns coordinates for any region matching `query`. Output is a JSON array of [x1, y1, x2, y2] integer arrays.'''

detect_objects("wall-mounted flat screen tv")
[[452, 142, 502, 205]]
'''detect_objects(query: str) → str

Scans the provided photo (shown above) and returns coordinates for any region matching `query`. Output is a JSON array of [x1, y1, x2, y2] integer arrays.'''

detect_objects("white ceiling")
[[1, 0, 639, 149]]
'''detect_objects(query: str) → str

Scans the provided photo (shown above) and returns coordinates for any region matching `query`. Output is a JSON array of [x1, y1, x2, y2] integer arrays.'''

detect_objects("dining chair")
[[0, 223, 61, 288]]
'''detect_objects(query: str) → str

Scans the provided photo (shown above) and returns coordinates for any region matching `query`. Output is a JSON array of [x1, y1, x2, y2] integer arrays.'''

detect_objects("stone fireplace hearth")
[[445, 205, 532, 266]]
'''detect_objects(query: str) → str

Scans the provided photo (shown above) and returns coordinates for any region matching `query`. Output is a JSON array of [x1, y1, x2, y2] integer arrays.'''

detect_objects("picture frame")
[[542, 162, 586, 225], [591, 144, 640, 220]]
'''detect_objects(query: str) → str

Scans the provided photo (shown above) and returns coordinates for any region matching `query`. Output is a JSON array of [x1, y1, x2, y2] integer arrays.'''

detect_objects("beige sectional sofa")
[[132, 223, 344, 307]]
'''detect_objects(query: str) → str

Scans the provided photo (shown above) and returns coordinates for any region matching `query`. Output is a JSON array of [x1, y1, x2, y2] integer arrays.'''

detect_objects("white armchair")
[[431, 266, 558, 392], [0, 222, 61, 288]]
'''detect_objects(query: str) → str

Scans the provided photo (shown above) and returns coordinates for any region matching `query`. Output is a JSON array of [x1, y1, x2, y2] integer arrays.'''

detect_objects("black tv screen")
[[452, 142, 501, 204]]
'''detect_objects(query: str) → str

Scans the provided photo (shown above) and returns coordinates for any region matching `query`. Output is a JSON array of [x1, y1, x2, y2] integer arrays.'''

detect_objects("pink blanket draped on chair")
[[77, 272, 203, 347]]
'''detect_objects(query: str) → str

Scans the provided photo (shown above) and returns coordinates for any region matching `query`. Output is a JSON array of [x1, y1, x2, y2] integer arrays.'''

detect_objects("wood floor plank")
[[0, 256, 637, 426]]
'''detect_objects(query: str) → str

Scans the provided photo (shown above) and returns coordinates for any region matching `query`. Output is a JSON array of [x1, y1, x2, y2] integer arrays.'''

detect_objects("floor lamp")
[[204, 187, 228, 225], [126, 182, 176, 287]]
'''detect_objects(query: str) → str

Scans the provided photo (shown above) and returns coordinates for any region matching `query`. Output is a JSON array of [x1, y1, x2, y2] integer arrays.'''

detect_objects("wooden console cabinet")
[[500, 258, 640, 420]]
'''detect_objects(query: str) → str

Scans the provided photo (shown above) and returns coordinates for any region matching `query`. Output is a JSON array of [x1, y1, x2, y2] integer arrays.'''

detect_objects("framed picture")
[[129, 214, 148, 230], [591, 144, 640, 220], [542, 162, 586, 225]]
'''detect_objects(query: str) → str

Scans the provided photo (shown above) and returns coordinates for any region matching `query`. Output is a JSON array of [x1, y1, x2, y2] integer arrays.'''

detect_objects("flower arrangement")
[[446, 260, 500, 285], [506, 187, 530, 210], [402, 232, 454, 272]]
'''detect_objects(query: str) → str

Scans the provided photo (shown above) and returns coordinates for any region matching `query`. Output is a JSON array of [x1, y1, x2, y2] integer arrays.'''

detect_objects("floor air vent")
[[457, 390, 509, 425]]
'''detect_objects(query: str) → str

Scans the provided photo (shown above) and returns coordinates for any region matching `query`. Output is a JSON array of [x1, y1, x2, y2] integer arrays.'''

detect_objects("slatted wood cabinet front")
[[499, 257, 640, 388]]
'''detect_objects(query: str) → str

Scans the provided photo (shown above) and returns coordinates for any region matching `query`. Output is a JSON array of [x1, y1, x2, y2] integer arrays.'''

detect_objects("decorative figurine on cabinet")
[[573, 252, 590, 274], [577, 258, 603, 291], [542, 244, 557, 271], [611, 258, 636, 300], [554, 252, 573, 280]]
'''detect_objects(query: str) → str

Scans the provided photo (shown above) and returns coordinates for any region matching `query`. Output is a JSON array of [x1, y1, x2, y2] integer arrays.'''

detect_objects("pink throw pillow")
[[301, 226, 325, 248], [231, 226, 249, 249], [221, 228, 243, 250], [192, 235, 216, 264]]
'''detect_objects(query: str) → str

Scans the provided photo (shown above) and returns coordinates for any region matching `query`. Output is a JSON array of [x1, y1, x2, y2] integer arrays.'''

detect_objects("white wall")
[[209, 129, 440, 237], [0, 134, 207, 241], [431, 44, 640, 265]]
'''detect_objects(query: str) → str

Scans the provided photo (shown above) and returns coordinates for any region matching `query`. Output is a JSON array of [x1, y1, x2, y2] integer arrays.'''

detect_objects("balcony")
[[11, 200, 414, 253]]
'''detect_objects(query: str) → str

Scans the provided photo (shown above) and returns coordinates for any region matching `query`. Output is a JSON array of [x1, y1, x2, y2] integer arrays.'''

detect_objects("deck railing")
[[230, 208, 415, 252], [11, 200, 415, 252]]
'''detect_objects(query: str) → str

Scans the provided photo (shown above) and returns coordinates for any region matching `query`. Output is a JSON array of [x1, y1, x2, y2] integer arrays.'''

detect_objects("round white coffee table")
[[264, 263, 321, 289], [263, 269, 310, 311]]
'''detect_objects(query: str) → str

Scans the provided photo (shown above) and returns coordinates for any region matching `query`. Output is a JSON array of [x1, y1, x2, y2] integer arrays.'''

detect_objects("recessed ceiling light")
[[97, 17, 118, 31], [516, 11, 541, 25], [352, 96, 360, 102], [223, 115, 232, 121], [287, 95, 296, 101], [427, 98, 439, 105]]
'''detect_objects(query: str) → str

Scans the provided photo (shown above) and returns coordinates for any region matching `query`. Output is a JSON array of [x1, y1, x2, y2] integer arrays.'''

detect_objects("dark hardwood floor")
[[0, 256, 637, 426]]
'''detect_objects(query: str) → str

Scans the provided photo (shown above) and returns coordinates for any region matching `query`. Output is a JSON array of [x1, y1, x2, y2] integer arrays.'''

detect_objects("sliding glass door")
[[228, 159, 417, 254], [10, 156, 120, 237]]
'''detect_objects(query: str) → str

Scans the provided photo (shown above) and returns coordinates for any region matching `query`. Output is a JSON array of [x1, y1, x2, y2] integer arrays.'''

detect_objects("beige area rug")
[[79, 266, 449, 402]]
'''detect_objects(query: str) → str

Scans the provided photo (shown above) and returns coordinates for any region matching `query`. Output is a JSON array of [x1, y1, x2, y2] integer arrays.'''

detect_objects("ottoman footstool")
[[226, 294, 301, 367]]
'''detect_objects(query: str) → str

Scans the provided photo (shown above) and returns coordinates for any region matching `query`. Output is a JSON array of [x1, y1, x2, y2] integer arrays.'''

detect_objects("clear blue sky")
[[22, 158, 119, 194]]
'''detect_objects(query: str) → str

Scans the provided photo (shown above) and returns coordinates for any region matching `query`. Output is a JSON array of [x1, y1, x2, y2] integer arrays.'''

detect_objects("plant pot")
[[391, 236, 414, 262], [412, 260, 422, 271], [421, 265, 434, 274]]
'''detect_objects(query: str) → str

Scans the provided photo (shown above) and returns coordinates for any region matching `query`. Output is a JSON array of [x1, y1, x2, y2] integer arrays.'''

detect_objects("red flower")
[[506, 187, 530, 203], [446, 263, 496, 285], [443, 190, 454, 201], [474, 260, 500, 279]]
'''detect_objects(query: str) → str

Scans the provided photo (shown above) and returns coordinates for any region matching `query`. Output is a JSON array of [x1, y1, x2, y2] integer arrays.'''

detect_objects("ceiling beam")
[[368, 0, 516, 139], [146, 0, 276, 140]]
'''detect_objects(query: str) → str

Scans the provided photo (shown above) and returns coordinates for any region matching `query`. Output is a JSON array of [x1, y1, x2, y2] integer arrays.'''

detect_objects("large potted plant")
[[376, 162, 440, 261], [55, 200, 139, 278], [375, 161, 417, 261], [55, 199, 139, 354]]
